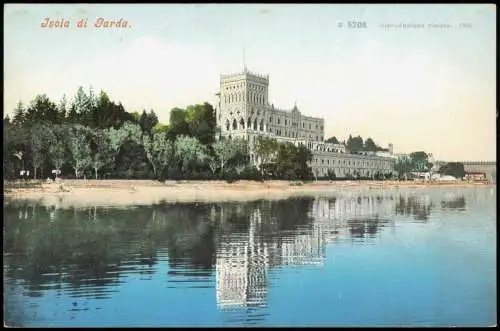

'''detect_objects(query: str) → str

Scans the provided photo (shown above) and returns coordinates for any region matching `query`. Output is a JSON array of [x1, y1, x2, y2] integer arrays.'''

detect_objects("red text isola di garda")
[[41, 17, 130, 28]]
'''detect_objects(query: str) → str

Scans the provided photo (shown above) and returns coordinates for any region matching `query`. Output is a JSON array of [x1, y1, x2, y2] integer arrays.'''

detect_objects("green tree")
[[225, 138, 250, 173], [255, 136, 279, 170], [168, 108, 190, 140], [438, 162, 465, 179], [70, 87, 89, 124], [115, 140, 148, 179], [208, 137, 247, 175], [30, 123, 53, 179], [3, 121, 30, 178], [90, 91, 113, 128], [139, 109, 159, 134], [142, 132, 174, 179], [409, 151, 432, 172], [109, 122, 145, 178], [185, 103, 217, 146], [394, 157, 413, 179], [67, 125, 92, 178], [364, 138, 378, 151], [111, 121, 143, 146], [48, 125, 68, 175], [294, 144, 314, 180], [25, 94, 59, 125], [325, 136, 339, 144], [152, 123, 169, 134], [57, 95, 69, 124], [12, 101, 26, 126], [174, 135, 208, 176], [273, 142, 313, 180], [89, 130, 116, 179], [346, 134, 364, 154], [89, 91, 136, 129]]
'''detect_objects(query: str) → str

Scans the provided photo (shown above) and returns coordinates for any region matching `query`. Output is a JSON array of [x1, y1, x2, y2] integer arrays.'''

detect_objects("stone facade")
[[215, 69, 396, 178]]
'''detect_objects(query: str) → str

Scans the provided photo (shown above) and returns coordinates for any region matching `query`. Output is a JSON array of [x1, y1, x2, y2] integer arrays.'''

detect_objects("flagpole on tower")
[[243, 46, 247, 72]]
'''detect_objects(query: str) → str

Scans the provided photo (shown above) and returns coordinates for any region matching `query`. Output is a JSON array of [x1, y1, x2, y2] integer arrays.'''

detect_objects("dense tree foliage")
[[394, 152, 434, 179], [325, 136, 339, 144], [5, 88, 407, 182], [409, 151, 433, 172], [438, 162, 465, 179], [255, 137, 313, 180], [3, 89, 251, 181], [326, 134, 388, 153]]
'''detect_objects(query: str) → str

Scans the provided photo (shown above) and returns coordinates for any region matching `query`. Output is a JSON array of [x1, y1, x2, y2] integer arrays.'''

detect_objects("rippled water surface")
[[3, 187, 496, 327]]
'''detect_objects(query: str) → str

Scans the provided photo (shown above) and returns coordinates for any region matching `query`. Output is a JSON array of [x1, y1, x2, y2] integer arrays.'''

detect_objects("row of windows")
[[223, 112, 323, 131], [224, 84, 242, 91], [313, 158, 390, 168], [223, 82, 266, 91], [249, 84, 265, 92], [226, 118, 264, 131], [224, 92, 265, 105], [314, 167, 389, 176], [225, 120, 322, 141], [269, 117, 323, 131]]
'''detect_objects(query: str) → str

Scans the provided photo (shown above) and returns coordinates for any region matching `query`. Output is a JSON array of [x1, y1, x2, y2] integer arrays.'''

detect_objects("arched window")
[[254, 119, 258, 130], [247, 118, 251, 129], [226, 119, 230, 131], [259, 120, 264, 131], [240, 118, 245, 129], [232, 119, 237, 130]]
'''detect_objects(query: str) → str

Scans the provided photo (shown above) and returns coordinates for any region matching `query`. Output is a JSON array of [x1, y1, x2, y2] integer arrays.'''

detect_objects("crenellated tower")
[[216, 69, 270, 141]]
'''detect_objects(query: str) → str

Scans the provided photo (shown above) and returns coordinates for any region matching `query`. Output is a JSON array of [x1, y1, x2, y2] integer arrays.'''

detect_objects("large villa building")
[[215, 68, 395, 178]]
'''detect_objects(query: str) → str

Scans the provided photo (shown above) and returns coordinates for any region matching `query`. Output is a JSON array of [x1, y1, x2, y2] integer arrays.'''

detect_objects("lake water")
[[3, 187, 496, 327]]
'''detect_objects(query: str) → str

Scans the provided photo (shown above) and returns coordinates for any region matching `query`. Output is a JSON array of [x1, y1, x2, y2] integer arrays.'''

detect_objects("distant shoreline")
[[4, 179, 495, 208]]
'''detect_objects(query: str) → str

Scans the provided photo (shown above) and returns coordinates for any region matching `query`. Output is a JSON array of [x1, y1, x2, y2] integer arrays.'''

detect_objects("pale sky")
[[4, 4, 496, 161]]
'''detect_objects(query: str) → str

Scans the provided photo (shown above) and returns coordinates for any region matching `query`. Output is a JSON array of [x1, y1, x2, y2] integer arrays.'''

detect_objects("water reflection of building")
[[216, 209, 269, 309], [440, 195, 466, 210], [280, 226, 325, 266], [395, 193, 433, 221], [215, 196, 398, 309], [310, 195, 397, 240]]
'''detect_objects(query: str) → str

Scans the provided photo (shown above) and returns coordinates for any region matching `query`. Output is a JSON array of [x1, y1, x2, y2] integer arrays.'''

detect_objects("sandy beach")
[[3, 179, 494, 208]]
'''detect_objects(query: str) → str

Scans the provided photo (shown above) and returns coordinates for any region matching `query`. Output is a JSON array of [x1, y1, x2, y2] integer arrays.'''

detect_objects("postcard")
[[3, 3, 496, 328]]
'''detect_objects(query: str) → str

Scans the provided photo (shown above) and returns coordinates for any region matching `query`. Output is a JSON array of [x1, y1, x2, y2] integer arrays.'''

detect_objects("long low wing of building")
[[215, 68, 397, 178]]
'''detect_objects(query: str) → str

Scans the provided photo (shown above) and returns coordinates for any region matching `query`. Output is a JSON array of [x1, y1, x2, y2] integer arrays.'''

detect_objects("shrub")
[[224, 169, 239, 183], [239, 166, 263, 182]]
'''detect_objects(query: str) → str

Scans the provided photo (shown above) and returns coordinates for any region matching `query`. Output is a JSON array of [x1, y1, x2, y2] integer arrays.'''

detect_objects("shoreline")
[[3, 179, 495, 208]]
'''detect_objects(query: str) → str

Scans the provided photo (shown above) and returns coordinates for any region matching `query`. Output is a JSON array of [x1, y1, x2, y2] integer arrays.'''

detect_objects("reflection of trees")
[[5, 194, 404, 323], [3, 201, 218, 300], [156, 203, 216, 272], [347, 216, 390, 239], [440, 196, 466, 210], [395, 195, 433, 221], [215, 198, 315, 235]]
